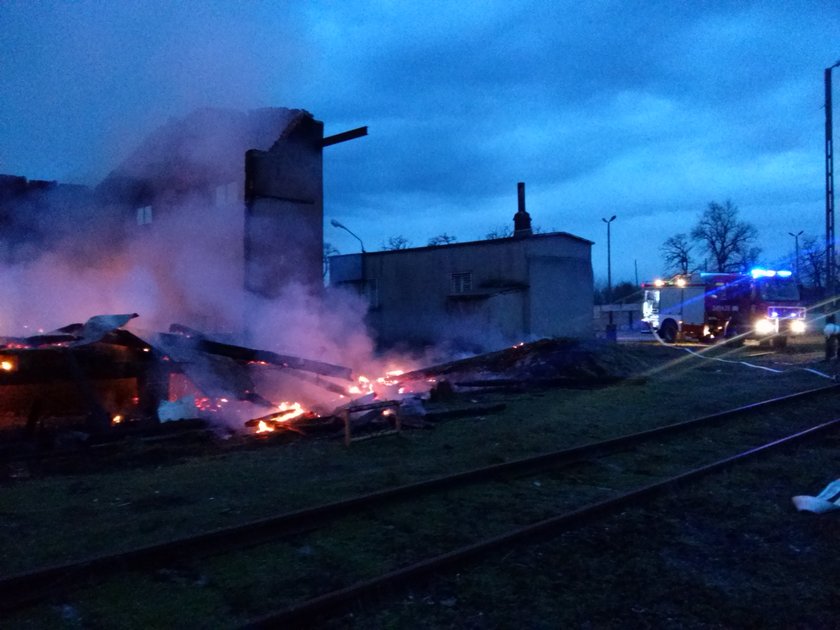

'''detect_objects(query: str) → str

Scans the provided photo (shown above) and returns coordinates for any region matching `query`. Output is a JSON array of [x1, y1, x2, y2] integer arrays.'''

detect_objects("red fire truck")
[[641, 269, 807, 347]]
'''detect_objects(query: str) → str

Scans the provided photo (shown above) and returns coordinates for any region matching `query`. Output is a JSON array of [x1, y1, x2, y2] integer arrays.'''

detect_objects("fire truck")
[[641, 269, 807, 347]]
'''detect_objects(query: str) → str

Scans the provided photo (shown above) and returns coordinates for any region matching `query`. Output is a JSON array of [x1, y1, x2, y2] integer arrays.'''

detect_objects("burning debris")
[[0, 313, 428, 445], [1, 312, 634, 456]]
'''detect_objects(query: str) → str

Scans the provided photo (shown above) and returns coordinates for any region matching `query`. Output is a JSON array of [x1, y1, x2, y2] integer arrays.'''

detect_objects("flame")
[[112, 415, 123, 425], [349, 375, 374, 396], [257, 420, 275, 433], [376, 370, 403, 386], [0, 359, 14, 372], [348, 368, 409, 397], [275, 401, 305, 421]]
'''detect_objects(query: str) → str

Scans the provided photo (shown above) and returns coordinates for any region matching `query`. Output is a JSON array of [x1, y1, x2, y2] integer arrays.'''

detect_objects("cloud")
[[0, 0, 838, 283]]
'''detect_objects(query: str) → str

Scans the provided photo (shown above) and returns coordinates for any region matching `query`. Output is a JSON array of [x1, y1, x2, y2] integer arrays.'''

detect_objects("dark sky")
[[1, 1, 837, 283]]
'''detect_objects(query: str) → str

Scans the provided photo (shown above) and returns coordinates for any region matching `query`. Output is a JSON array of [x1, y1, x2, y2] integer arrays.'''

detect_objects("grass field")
[[3, 336, 840, 628]]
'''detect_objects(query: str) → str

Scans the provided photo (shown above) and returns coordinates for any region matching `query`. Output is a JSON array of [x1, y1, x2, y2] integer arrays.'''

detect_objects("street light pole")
[[330, 219, 366, 253], [330, 219, 367, 300], [602, 215, 617, 339], [789, 230, 803, 281]]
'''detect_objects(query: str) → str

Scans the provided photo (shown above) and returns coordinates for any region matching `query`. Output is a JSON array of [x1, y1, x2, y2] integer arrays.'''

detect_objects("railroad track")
[[3, 383, 840, 625]]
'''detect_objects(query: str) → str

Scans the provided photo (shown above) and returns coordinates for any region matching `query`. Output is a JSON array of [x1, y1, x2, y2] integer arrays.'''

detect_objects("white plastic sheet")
[[792, 479, 840, 513]]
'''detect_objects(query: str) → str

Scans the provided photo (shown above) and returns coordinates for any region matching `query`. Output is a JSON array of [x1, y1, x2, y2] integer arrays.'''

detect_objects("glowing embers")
[[194, 396, 230, 414]]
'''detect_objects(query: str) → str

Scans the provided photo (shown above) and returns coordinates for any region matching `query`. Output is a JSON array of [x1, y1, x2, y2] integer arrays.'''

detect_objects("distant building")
[[330, 185, 594, 350]]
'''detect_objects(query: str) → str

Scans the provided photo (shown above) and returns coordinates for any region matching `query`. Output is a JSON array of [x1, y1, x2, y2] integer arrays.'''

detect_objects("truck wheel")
[[658, 320, 678, 344]]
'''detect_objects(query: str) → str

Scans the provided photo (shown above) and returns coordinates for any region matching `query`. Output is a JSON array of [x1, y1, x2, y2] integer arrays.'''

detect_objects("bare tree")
[[485, 225, 513, 239], [732, 245, 762, 273], [382, 235, 411, 250], [801, 235, 825, 288], [660, 233, 693, 275], [428, 233, 458, 246], [690, 200, 759, 272]]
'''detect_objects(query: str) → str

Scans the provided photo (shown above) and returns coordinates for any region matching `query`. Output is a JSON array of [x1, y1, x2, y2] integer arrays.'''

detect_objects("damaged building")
[[330, 183, 594, 350], [1, 107, 367, 435], [97, 108, 334, 314]]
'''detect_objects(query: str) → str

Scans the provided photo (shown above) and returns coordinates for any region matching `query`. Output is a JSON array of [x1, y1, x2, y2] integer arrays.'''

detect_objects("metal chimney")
[[513, 181, 532, 238]]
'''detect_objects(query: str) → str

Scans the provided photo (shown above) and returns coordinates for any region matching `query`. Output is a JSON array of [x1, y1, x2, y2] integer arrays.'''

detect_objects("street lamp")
[[330, 219, 366, 253], [602, 215, 617, 338], [789, 230, 803, 280]]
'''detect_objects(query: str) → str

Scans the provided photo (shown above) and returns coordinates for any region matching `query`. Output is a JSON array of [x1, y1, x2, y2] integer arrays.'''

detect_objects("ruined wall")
[[244, 113, 324, 297]]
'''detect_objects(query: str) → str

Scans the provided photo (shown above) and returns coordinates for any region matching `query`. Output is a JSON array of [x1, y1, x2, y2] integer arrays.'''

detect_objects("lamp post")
[[330, 219, 367, 300], [602, 215, 617, 340], [789, 230, 803, 280], [330, 219, 365, 253]]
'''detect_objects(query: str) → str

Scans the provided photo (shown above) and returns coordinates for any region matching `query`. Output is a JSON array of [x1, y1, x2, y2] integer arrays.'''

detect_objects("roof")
[[336, 231, 593, 260]]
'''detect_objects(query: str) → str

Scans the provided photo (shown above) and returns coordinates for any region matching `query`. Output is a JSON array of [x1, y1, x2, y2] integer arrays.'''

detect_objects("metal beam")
[[321, 126, 368, 147]]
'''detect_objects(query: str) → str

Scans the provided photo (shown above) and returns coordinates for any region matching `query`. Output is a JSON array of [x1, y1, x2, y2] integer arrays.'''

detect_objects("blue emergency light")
[[750, 268, 793, 279]]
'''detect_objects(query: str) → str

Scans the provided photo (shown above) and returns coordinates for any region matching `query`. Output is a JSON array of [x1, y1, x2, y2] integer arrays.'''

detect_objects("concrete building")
[[330, 185, 594, 350]]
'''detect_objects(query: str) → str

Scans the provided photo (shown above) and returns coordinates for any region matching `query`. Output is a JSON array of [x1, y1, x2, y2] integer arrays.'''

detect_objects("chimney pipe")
[[513, 181, 532, 238]]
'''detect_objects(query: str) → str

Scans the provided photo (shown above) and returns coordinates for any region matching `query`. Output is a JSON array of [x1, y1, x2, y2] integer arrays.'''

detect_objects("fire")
[[251, 401, 312, 434], [348, 369, 409, 397], [0, 358, 14, 372], [112, 414, 123, 425], [376, 369, 404, 386], [257, 420, 275, 433], [348, 375, 373, 396], [275, 401, 305, 421]]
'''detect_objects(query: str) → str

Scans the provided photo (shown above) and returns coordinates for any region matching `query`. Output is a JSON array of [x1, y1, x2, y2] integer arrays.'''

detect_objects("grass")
[[2, 336, 839, 627]]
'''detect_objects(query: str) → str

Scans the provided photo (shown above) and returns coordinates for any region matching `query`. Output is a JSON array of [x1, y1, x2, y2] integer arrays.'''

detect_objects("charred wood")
[[158, 334, 353, 380]]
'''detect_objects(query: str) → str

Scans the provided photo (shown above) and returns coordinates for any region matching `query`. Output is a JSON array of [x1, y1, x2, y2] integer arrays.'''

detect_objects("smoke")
[[0, 107, 445, 428]]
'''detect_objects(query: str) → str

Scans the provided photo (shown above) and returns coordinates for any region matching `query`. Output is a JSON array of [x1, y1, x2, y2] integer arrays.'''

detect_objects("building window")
[[136, 205, 153, 225], [451, 272, 472, 294]]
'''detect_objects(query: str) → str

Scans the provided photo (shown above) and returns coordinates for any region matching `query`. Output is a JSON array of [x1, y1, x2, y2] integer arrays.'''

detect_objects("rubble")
[[1, 318, 644, 451]]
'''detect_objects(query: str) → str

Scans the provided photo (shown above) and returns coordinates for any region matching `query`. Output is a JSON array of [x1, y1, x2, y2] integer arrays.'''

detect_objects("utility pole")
[[826, 61, 840, 304], [602, 215, 617, 340], [789, 230, 803, 280]]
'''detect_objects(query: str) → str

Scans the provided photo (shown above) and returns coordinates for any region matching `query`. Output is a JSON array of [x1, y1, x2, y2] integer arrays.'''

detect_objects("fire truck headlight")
[[754, 319, 775, 335], [790, 320, 807, 334]]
